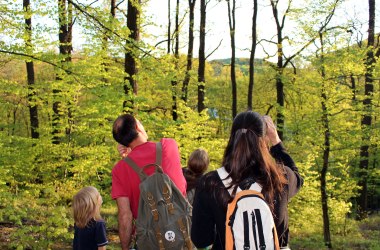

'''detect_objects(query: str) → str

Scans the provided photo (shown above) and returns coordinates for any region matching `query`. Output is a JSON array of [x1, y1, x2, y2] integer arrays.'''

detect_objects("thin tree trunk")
[[270, 0, 285, 139], [319, 31, 333, 249], [247, 0, 257, 110], [197, 0, 206, 113], [101, 0, 116, 80], [123, 0, 140, 111], [358, 0, 375, 219], [182, 0, 196, 103], [171, 0, 179, 121], [227, 0, 237, 118], [53, 0, 72, 144], [167, 0, 171, 54], [23, 0, 39, 139]]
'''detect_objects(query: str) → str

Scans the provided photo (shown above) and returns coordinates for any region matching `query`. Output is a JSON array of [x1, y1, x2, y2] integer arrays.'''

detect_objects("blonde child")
[[72, 186, 108, 250], [183, 149, 210, 204]]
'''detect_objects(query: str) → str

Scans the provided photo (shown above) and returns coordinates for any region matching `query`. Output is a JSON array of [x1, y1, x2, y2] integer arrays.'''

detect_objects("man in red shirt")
[[111, 114, 187, 250]]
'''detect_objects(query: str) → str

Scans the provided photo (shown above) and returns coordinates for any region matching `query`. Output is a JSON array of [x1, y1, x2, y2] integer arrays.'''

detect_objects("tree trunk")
[[101, 0, 116, 80], [247, 0, 257, 110], [23, 0, 39, 139], [182, 0, 196, 103], [197, 0, 206, 113], [319, 31, 333, 249], [171, 0, 179, 121], [167, 0, 171, 54], [53, 0, 72, 144], [123, 0, 140, 111], [227, 0, 237, 118], [270, 0, 284, 140], [358, 0, 375, 219]]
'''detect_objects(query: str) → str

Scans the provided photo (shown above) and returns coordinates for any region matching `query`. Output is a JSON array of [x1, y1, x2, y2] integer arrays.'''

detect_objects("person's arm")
[[264, 115, 303, 197], [116, 197, 134, 250]]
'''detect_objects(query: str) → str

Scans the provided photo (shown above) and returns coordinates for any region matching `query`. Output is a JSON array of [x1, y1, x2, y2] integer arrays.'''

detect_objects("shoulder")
[[198, 170, 221, 189], [112, 159, 128, 175], [160, 138, 178, 147]]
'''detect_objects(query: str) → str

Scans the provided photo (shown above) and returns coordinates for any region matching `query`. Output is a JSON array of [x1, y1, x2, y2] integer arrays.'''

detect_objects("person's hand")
[[263, 115, 281, 146], [117, 144, 131, 158]]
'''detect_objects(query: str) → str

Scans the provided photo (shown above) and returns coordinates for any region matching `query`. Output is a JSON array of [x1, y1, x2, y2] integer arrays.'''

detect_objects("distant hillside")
[[209, 58, 265, 76]]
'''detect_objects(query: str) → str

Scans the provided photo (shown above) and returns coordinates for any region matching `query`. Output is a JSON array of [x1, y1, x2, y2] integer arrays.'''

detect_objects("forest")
[[0, 0, 379, 249]]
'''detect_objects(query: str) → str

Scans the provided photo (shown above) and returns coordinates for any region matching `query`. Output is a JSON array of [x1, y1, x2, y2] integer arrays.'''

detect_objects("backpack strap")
[[124, 157, 148, 181], [216, 167, 262, 195], [155, 142, 162, 166], [123, 142, 163, 181]]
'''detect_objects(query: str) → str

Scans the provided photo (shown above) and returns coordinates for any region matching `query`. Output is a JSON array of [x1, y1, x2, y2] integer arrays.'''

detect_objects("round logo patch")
[[165, 231, 175, 242]]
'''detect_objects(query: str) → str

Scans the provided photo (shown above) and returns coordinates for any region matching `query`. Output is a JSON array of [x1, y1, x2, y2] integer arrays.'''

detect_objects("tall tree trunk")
[[358, 0, 375, 219], [197, 0, 206, 113], [247, 0, 257, 110], [270, 0, 285, 140], [182, 0, 196, 103], [319, 32, 333, 249], [53, 0, 72, 144], [101, 0, 116, 80], [167, 0, 171, 54], [23, 0, 39, 139], [227, 0, 237, 118], [171, 0, 179, 121], [123, 0, 140, 111]]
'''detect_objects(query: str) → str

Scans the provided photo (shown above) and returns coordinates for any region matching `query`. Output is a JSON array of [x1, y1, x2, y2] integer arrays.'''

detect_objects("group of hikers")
[[71, 110, 304, 250]]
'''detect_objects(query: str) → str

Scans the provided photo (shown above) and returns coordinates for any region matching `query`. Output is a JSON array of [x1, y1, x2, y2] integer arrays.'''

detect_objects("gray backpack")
[[124, 142, 193, 250]]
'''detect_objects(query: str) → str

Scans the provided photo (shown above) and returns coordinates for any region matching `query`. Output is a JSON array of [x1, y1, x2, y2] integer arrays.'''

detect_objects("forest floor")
[[0, 212, 379, 249]]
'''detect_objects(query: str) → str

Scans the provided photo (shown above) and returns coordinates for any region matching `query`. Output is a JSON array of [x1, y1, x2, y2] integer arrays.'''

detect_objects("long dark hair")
[[220, 111, 286, 209]]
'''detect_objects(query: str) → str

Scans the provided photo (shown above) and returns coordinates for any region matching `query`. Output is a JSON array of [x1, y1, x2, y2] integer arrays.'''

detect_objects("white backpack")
[[217, 167, 280, 250]]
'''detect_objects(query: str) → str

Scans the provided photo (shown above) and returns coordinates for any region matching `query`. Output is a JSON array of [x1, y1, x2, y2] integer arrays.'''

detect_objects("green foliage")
[[0, 0, 379, 248]]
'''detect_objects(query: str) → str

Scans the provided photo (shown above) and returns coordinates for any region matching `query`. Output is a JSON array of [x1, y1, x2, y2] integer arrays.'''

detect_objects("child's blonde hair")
[[73, 186, 102, 228]]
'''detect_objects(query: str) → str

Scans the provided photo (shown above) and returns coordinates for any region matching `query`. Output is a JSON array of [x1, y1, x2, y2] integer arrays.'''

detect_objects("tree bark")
[[247, 0, 257, 110], [167, 0, 171, 54], [197, 0, 206, 113], [171, 0, 179, 121], [182, 0, 196, 103], [23, 0, 39, 139], [53, 0, 72, 144], [123, 0, 140, 111], [270, 0, 285, 139], [227, 0, 237, 118], [318, 32, 333, 249], [358, 0, 375, 219]]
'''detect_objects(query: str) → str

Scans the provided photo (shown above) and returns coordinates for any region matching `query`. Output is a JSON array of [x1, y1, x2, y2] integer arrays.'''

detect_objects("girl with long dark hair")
[[191, 111, 303, 250]]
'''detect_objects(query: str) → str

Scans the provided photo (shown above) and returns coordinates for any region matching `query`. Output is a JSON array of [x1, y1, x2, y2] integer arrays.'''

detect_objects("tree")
[[53, 0, 73, 143], [23, 0, 39, 139], [226, 0, 237, 118], [171, 0, 180, 120], [247, 0, 258, 110], [358, 0, 376, 218], [124, 0, 141, 111], [182, 0, 196, 103], [197, 0, 206, 113]]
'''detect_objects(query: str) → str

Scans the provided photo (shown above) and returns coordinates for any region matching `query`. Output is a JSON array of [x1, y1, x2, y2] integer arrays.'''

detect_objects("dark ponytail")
[[218, 111, 286, 209]]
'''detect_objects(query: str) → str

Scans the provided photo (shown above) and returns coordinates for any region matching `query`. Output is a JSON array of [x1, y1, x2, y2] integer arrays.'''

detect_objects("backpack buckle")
[[167, 202, 174, 214], [259, 245, 266, 250], [244, 247, 250, 250], [151, 209, 159, 221]]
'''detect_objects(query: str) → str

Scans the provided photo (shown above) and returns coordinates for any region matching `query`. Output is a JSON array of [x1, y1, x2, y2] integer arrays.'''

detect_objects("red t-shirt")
[[111, 138, 187, 218]]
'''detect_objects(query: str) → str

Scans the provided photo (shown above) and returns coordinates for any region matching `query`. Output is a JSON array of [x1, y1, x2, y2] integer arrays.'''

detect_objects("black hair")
[[112, 114, 139, 147]]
